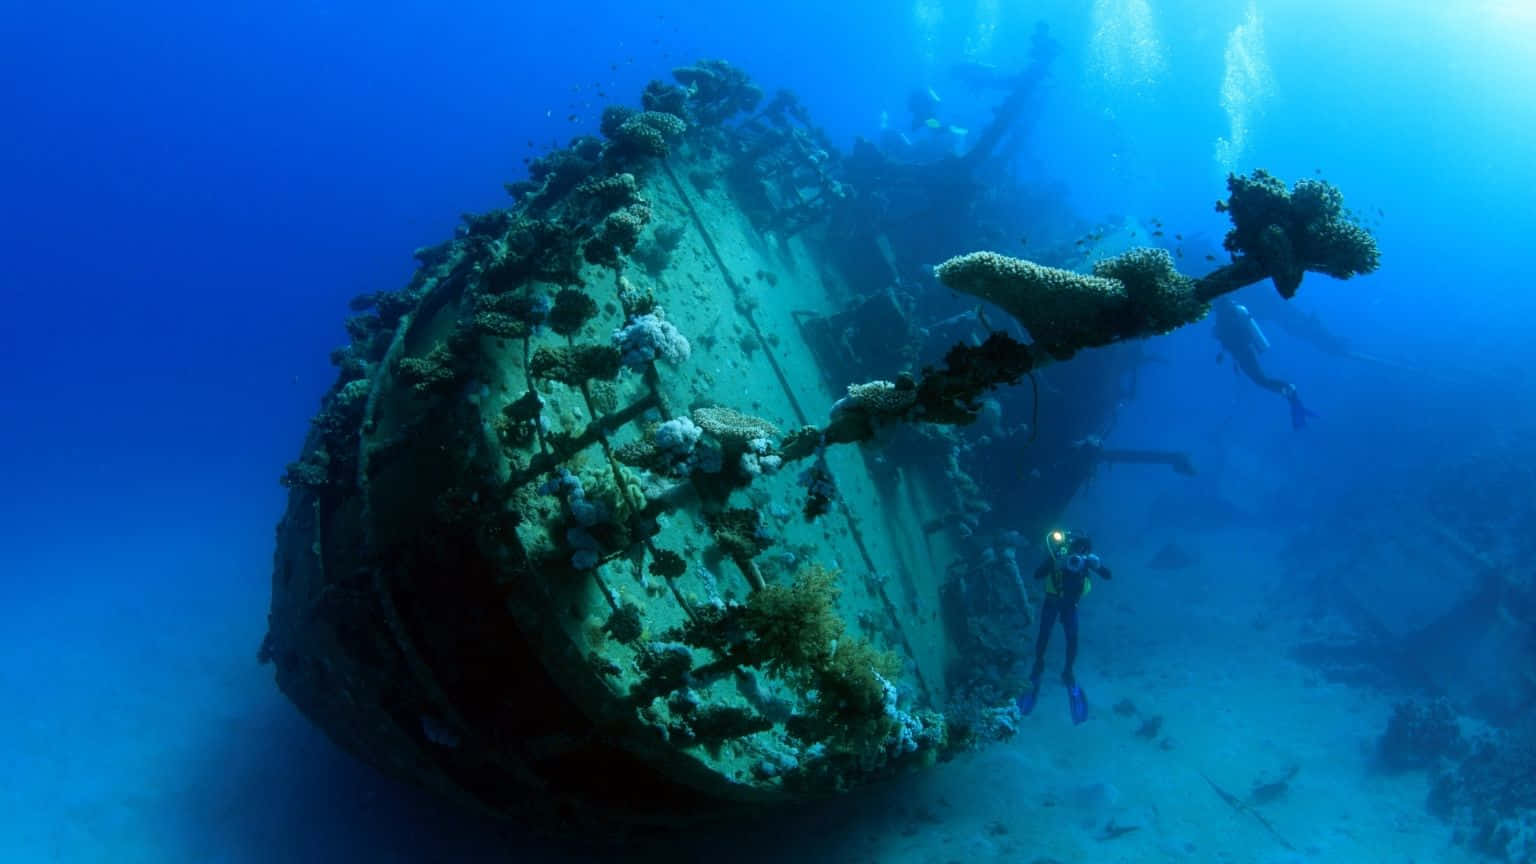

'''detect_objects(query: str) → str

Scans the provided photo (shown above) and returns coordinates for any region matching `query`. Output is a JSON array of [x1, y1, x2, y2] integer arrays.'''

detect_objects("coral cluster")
[[505, 136, 604, 208], [934, 251, 1128, 359], [742, 565, 845, 673], [494, 390, 544, 448], [604, 603, 644, 644], [833, 378, 918, 418], [710, 507, 773, 560], [1371, 700, 1536, 861], [573, 172, 641, 211], [1378, 698, 1467, 771], [613, 415, 724, 476], [616, 274, 657, 317], [1220, 170, 1380, 298], [935, 247, 1213, 359], [472, 289, 550, 339], [547, 286, 600, 336], [601, 107, 688, 159], [671, 59, 763, 125], [539, 468, 608, 570], [654, 415, 702, 460], [641, 80, 689, 117], [633, 640, 694, 701], [686, 406, 784, 481], [633, 222, 686, 277], [739, 437, 781, 476], [653, 416, 719, 474], [798, 457, 837, 520], [648, 548, 688, 580], [1427, 723, 1536, 863], [529, 344, 621, 386], [397, 342, 464, 395], [280, 377, 371, 491], [612, 311, 691, 367], [692, 406, 781, 448], [584, 202, 652, 267], [485, 217, 584, 289], [729, 565, 938, 767], [1091, 247, 1209, 335]]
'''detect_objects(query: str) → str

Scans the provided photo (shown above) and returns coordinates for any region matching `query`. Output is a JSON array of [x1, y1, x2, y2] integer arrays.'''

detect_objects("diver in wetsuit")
[[1017, 530, 1111, 724], [1213, 298, 1316, 429]]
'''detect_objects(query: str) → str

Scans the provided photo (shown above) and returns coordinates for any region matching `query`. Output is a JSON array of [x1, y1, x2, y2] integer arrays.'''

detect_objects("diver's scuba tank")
[[1234, 304, 1270, 352]]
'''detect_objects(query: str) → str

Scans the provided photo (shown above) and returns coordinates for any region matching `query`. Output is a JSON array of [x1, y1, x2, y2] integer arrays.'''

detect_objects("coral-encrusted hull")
[[265, 60, 974, 829]]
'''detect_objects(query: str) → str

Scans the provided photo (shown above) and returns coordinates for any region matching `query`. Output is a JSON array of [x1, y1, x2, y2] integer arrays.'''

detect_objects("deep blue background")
[[2, 0, 1532, 860]]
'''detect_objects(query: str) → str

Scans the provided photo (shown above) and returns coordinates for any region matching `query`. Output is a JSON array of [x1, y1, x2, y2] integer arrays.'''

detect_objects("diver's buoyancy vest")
[[1044, 563, 1091, 602]]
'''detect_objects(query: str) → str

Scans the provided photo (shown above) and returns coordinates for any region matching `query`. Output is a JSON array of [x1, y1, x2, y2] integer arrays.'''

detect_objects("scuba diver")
[[1017, 530, 1112, 725], [877, 87, 967, 162], [1213, 298, 1317, 430]]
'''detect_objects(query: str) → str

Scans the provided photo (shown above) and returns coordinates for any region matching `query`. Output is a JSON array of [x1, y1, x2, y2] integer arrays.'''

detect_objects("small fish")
[[1019, 236, 1028, 246], [1075, 238, 1086, 246], [1377, 208, 1384, 217], [1175, 233, 1182, 240], [1176, 248, 1183, 258], [1205, 254, 1217, 261], [1314, 167, 1322, 174], [567, 114, 579, 122], [1152, 230, 1164, 237]]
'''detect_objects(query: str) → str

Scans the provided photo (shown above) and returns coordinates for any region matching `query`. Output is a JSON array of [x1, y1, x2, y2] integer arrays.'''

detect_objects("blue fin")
[[1016, 680, 1040, 716], [1288, 392, 1318, 430], [1067, 684, 1088, 725]]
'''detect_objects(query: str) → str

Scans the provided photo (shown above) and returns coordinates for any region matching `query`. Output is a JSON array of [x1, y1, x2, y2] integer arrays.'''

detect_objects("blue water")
[[4, 0, 1533, 861]]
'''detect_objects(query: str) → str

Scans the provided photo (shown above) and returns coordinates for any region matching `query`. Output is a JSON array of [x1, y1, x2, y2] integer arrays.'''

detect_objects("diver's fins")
[[1016, 678, 1041, 716], [1288, 392, 1318, 430], [1067, 684, 1089, 725]]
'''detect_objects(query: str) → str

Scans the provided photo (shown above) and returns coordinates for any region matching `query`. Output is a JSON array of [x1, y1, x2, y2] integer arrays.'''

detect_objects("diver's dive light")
[[1046, 530, 1067, 561]]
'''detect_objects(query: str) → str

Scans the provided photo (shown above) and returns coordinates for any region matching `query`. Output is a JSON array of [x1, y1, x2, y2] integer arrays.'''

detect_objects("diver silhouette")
[[1213, 298, 1316, 429]]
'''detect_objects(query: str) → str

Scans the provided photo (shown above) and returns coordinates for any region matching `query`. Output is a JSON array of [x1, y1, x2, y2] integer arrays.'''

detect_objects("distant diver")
[[905, 87, 944, 131], [881, 86, 967, 162], [1017, 530, 1112, 725], [1212, 298, 1316, 429]]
